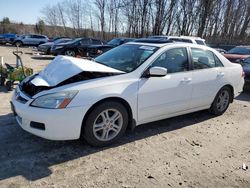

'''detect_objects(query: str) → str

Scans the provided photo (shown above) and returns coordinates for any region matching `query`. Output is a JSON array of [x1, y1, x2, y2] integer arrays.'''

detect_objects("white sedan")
[[11, 41, 244, 146]]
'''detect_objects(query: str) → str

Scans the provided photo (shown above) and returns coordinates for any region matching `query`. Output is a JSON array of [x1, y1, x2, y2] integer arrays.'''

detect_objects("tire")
[[14, 41, 23, 47], [0, 76, 5, 86], [209, 86, 232, 115], [46, 47, 51, 55], [82, 101, 129, 147], [64, 49, 76, 57], [6, 80, 13, 91]]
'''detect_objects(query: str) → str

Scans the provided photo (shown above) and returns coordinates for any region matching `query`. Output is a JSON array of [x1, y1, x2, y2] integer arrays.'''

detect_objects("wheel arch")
[[14, 40, 23, 45], [223, 84, 234, 103], [80, 97, 135, 136]]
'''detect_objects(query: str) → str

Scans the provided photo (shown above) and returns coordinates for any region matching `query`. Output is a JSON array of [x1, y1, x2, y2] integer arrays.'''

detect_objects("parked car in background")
[[50, 38, 103, 57], [11, 42, 244, 146], [223, 46, 250, 63], [48, 36, 68, 42], [13, 34, 48, 47], [38, 38, 72, 55], [0, 33, 17, 44], [86, 38, 135, 57], [240, 57, 250, 90], [148, 35, 206, 45]]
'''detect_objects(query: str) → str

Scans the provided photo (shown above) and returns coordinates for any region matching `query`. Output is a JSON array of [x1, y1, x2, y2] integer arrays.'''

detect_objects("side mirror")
[[147, 66, 167, 77]]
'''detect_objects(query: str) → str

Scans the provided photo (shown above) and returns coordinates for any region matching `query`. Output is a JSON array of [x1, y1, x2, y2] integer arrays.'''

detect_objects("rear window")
[[227, 47, 250, 55], [195, 40, 206, 45]]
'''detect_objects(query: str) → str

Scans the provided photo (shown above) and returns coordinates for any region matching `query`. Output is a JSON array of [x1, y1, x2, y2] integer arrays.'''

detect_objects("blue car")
[[0, 33, 17, 45]]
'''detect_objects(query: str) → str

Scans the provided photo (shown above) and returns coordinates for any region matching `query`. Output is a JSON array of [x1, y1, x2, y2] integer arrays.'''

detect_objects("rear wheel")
[[209, 86, 232, 115], [64, 49, 76, 57], [14, 41, 23, 47], [46, 47, 51, 55], [82, 101, 128, 147]]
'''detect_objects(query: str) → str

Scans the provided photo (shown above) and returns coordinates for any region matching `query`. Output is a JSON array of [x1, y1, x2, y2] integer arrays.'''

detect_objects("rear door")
[[189, 48, 224, 108], [137, 47, 193, 123], [22, 35, 33, 45], [78, 39, 91, 56]]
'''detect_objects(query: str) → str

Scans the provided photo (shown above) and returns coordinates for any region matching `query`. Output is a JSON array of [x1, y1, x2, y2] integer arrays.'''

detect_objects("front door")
[[137, 47, 192, 123]]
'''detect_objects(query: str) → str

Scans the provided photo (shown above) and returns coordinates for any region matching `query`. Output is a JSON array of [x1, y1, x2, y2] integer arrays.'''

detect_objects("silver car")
[[13, 34, 48, 47]]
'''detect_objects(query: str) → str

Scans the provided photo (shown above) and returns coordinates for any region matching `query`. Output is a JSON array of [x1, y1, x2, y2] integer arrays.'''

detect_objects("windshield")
[[54, 38, 72, 44], [107, 39, 121, 46], [227, 47, 250, 55], [63, 38, 81, 45], [94, 44, 159, 73]]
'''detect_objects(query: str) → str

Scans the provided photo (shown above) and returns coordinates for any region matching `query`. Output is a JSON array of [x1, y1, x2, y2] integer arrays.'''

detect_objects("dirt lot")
[[0, 45, 250, 188]]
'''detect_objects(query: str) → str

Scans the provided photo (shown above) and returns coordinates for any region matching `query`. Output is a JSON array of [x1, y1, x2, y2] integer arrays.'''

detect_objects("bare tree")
[[95, 0, 106, 39]]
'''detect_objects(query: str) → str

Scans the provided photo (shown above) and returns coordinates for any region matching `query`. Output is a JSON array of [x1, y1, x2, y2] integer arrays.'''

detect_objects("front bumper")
[[37, 46, 49, 53], [244, 79, 250, 90], [11, 88, 88, 140]]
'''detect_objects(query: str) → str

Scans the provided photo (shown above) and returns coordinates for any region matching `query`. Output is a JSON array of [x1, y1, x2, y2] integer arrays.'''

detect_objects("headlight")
[[31, 91, 78, 109]]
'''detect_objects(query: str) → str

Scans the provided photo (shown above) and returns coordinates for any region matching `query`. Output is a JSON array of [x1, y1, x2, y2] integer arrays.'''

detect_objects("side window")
[[92, 40, 102, 45], [151, 48, 189, 73], [214, 54, 224, 67], [195, 40, 205, 45], [191, 48, 216, 69], [80, 39, 90, 45]]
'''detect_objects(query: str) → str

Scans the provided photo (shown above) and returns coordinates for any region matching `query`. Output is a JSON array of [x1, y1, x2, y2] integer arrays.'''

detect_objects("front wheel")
[[64, 49, 76, 57], [209, 86, 232, 115], [14, 41, 23, 47], [82, 101, 128, 147], [6, 80, 13, 91]]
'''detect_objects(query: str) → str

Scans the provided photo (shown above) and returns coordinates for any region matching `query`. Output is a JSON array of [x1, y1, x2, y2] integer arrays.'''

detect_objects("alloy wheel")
[[216, 90, 230, 112], [93, 109, 123, 142]]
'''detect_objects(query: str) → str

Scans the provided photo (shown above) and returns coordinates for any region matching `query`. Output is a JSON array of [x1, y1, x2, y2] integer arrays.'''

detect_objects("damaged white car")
[[11, 42, 244, 146]]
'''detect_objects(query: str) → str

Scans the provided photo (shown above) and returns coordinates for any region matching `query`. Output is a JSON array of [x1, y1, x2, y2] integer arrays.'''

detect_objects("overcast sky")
[[0, 0, 61, 24]]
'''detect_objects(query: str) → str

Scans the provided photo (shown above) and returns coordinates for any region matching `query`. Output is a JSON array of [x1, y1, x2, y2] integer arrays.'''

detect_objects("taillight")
[[242, 71, 245, 78]]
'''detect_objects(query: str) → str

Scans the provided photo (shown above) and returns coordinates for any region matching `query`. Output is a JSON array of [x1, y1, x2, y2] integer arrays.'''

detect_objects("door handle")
[[218, 72, 225, 77], [181, 77, 192, 83]]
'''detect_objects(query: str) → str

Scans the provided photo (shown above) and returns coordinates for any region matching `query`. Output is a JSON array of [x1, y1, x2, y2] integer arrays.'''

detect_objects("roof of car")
[[134, 38, 174, 44], [235, 45, 250, 48], [128, 40, 211, 49]]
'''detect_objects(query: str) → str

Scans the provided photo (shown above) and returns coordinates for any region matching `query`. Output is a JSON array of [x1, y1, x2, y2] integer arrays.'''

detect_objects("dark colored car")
[[241, 57, 250, 90], [214, 48, 227, 54], [38, 38, 72, 55], [223, 46, 250, 63], [86, 38, 135, 57], [50, 38, 103, 57], [0, 33, 17, 44]]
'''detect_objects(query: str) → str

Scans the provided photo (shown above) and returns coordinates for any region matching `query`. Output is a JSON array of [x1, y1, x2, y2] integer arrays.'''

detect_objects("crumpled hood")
[[31, 55, 124, 87]]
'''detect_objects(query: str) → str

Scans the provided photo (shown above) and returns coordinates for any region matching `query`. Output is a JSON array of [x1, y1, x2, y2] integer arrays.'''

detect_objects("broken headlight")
[[31, 91, 78, 109]]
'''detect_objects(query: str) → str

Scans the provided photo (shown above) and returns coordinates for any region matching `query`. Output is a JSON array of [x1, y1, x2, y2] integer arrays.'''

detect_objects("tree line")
[[1, 0, 250, 44]]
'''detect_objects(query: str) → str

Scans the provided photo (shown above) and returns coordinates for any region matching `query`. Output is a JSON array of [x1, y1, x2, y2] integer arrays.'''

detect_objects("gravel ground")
[[0, 45, 250, 188]]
